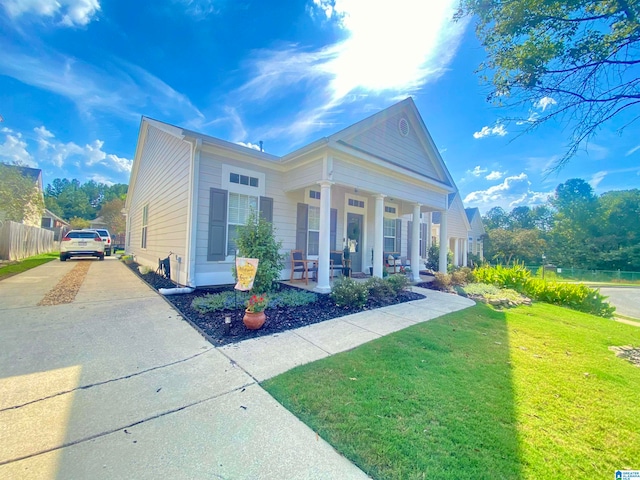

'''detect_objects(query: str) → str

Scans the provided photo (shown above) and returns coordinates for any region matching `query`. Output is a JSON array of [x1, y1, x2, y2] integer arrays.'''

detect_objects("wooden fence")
[[0, 221, 55, 261]]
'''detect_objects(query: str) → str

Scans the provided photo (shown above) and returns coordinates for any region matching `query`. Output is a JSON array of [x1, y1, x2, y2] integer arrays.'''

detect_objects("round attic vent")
[[398, 117, 410, 137]]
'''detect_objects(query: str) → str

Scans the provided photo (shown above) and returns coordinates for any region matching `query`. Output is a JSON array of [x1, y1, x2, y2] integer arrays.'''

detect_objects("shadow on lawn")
[[264, 303, 523, 479]]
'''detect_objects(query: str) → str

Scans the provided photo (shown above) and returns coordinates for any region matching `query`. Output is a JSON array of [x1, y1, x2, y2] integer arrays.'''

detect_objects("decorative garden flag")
[[235, 257, 259, 291]]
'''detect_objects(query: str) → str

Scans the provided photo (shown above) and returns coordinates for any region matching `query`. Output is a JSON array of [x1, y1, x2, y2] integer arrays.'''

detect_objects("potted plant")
[[243, 294, 268, 330]]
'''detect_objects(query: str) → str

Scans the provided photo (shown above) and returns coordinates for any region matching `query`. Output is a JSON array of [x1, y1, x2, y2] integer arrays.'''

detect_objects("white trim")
[[222, 164, 265, 197]]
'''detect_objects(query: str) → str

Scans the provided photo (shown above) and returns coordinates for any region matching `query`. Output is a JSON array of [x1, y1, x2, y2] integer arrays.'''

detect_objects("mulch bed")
[[127, 262, 425, 346]]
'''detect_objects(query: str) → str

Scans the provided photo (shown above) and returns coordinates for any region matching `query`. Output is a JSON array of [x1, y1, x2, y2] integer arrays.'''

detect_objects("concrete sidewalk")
[[0, 258, 473, 479]]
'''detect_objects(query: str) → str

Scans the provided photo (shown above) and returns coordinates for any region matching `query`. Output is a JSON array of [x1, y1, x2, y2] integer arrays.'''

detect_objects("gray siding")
[[342, 112, 441, 180], [127, 125, 191, 284]]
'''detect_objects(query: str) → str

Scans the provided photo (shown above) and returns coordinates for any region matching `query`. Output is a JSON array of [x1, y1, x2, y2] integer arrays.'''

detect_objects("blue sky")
[[1, 0, 639, 214]]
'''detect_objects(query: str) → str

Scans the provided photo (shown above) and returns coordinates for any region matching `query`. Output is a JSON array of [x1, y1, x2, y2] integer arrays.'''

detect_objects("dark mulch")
[[128, 262, 425, 346]]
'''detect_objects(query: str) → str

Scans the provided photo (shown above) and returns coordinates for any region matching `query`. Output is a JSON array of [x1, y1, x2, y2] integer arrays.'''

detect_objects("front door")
[[346, 213, 363, 273]]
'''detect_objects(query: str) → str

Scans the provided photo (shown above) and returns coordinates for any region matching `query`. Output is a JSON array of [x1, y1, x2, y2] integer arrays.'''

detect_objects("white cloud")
[[463, 173, 551, 210], [534, 96, 557, 111], [0, 47, 204, 126], [0, 132, 35, 166], [236, 141, 262, 151], [1, 0, 100, 26], [589, 171, 607, 189], [177, 0, 218, 19], [89, 174, 114, 186], [626, 144, 640, 156], [234, 0, 469, 139], [469, 165, 487, 177], [485, 170, 504, 180], [33, 125, 132, 172], [473, 123, 507, 139]]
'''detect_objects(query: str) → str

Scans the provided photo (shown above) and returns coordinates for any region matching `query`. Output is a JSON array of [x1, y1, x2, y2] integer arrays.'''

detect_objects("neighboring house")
[[41, 209, 71, 241], [125, 98, 476, 291], [90, 216, 109, 229], [465, 207, 486, 261], [431, 193, 473, 267], [0, 165, 44, 227]]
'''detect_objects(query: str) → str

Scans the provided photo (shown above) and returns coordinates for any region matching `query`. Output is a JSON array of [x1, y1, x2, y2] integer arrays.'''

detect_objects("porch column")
[[463, 239, 468, 267], [373, 194, 386, 278], [438, 210, 448, 273], [454, 238, 460, 267], [426, 212, 432, 249], [315, 180, 333, 293], [411, 203, 421, 282]]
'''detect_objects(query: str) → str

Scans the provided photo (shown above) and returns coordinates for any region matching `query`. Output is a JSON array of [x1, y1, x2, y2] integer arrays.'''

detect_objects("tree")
[[0, 163, 45, 223], [485, 228, 546, 264], [458, 0, 640, 170], [98, 198, 126, 236], [483, 206, 511, 230], [69, 216, 91, 229]]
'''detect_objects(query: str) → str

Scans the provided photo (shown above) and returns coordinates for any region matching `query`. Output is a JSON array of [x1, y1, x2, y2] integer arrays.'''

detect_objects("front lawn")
[[0, 252, 59, 281], [263, 303, 640, 479]]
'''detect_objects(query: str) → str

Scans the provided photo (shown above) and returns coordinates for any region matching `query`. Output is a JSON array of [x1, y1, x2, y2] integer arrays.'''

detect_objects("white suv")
[[60, 230, 105, 261], [86, 228, 113, 256]]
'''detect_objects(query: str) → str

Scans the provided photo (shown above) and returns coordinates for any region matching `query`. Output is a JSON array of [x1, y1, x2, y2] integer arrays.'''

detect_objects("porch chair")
[[290, 250, 318, 284], [329, 250, 344, 279]]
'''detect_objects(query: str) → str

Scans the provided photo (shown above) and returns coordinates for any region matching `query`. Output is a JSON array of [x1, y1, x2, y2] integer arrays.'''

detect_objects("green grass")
[[263, 303, 640, 479], [0, 252, 59, 281]]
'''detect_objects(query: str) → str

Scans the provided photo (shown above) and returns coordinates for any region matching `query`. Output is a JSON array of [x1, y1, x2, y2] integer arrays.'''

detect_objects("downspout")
[[184, 137, 202, 288]]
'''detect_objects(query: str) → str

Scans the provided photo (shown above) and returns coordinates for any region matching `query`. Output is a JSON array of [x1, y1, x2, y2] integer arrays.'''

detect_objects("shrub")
[[431, 272, 452, 291], [192, 291, 248, 313], [269, 289, 318, 308], [331, 277, 369, 309], [424, 244, 453, 272], [451, 268, 472, 286], [365, 277, 396, 300], [233, 211, 285, 293], [456, 282, 530, 308], [523, 279, 615, 317], [474, 262, 531, 290], [385, 274, 410, 295]]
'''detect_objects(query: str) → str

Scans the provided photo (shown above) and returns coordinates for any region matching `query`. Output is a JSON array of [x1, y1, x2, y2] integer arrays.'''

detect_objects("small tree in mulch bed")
[[232, 210, 285, 294]]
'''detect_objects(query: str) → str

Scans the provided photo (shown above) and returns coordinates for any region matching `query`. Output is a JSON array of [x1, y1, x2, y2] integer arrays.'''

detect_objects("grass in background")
[[0, 252, 59, 281], [263, 303, 640, 479]]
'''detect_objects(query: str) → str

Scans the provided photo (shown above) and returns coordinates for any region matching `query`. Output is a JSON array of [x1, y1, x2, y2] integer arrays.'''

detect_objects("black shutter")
[[395, 219, 402, 253], [296, 203, 308, 253], [330, 208, 337, 251], [421, 223, 428, 258], [407, 220, 412, 257], [208, 188, 227, 261], [260, 196, 273, 222]]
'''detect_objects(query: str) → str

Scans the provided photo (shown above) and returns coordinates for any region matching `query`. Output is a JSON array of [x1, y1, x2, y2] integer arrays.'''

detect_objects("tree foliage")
[[0, 163, 45, 223], [44, 178, 127, 222], [482, 178, 640, 270], [458, 0, 640, 170], [98, 198, 126, 236]]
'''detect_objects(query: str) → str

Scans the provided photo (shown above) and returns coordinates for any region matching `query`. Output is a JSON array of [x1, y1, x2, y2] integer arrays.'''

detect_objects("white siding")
[[194, 152, 296, 286], [285, 161, 324, 191], [331, 158, 446, 210], [127, 125, 191, 284], [342, 112, 442, 181]]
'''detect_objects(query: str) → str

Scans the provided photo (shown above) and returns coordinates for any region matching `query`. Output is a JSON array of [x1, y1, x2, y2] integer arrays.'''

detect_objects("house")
[[124, 98, 480, 291], [41, 208, 70, 241], [431, 193, 473, 267], [0, 165, 44, 227], [465, 207, 486, 261]]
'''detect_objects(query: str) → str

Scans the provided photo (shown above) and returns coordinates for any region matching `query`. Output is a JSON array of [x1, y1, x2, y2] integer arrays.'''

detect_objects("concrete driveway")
[[0, 258, 369, 479]]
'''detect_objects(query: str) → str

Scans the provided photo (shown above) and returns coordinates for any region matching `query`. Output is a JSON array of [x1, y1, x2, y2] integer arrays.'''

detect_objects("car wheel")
[[60, 255, 67, 262], [99, 254, 105, 261], [106, 250, 111, 256]]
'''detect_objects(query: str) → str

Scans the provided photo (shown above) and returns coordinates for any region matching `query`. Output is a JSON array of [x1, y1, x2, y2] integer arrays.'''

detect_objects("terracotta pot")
[[243, 310, 266, 330]]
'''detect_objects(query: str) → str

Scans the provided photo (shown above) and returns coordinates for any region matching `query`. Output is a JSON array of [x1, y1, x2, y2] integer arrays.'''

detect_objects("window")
[[384, 218, 396, 252], [141, 205, 148, 249], [385, 206, 396, 214], [227, 193, 258, 255], [309, 190, 321, 200], [348, 198, 364, 208], [307, 206, 320, 255], [230, 172, 259, 187], [41, 218, 52, 228], [469, 237, 473, 253]]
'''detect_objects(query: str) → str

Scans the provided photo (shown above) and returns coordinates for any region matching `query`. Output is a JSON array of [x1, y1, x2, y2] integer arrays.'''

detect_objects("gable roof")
[[43, 208, 69, 225], [3, 164, 43, 188], [465, 207, 481, 223]]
